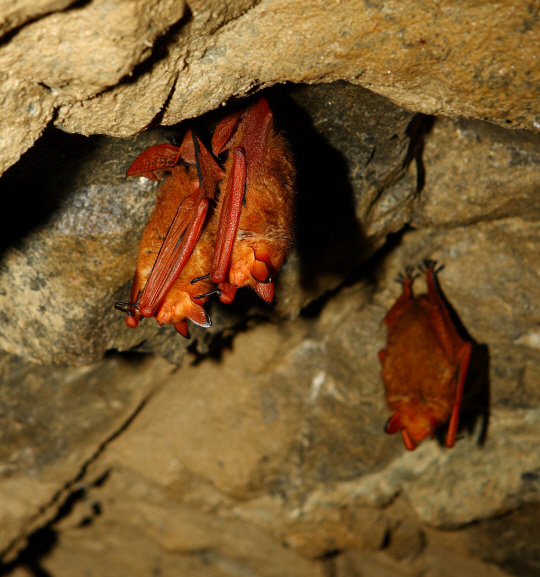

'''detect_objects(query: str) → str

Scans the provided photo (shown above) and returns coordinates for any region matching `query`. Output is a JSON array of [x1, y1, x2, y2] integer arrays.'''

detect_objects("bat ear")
[[385, 413, 402, 434], [126, 144, 183, 179], [212, 109, 244, 155], [217, 282, 237, 304], [174, 320, 190, 339], [177, 130, 196, 164], [255, 281, 275, 304], [185, 299, 212, 328], [125, 316, 139, 328]]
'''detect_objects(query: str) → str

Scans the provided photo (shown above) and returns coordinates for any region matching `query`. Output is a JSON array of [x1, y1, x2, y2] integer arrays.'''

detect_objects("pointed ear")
[[255, 281, 275, 304], [218, 282, 237, 304], [126, 316, 139, 328], [185, 299, 212, 328], [385, 414, 402, 434], [174, 320, 190, 339], [177, 130, 196, 164]]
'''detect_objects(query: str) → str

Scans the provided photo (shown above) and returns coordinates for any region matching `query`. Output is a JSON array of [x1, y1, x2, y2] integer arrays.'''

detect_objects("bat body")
[[207, 97, 295, 304], [116, 131, 223, 334], [379, 261, 473, 451]]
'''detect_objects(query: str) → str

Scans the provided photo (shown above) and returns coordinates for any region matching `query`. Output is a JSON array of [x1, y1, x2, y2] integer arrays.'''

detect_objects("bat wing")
[[445, 341, 473, 447], [209, 98, 274, 285], [210, 147, 247, 283], [212, 109, 244, 156], [137, 190, 210, 317]]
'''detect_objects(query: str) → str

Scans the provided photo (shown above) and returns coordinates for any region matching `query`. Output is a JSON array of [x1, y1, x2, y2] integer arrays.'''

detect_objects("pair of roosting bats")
[[116, 97, 295, 338]]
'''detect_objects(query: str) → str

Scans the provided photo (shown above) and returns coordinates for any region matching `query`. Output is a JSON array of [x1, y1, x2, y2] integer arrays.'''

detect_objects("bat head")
[[385, 404, 439, 450], [154, 292, 211, 336]]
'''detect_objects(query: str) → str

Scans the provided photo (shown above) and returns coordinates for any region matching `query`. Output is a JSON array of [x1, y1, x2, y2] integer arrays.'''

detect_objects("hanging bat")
[[115, 130, 223, 335], [379, 260, 473, 450], [194, 96, 295, 305]]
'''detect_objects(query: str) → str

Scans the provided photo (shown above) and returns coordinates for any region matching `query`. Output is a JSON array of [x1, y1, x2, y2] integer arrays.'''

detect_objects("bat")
[[378, 260, 473, 450], [116, 130, 223, 335], [193, 96, 295, 305]]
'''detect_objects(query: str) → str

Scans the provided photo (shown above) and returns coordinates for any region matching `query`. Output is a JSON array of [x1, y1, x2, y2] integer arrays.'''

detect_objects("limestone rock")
[[16, 235, 540, 573], [2, 0, 540, 176], [0, 352, 174, 561], [413, 118, 540, 227]]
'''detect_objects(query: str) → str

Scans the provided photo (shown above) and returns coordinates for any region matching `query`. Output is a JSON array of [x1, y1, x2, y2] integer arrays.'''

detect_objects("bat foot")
[[395, 267, 420, 285]]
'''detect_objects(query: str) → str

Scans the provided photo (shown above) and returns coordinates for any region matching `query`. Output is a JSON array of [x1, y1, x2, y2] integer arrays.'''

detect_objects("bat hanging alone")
[[379, 260, 473, 450]]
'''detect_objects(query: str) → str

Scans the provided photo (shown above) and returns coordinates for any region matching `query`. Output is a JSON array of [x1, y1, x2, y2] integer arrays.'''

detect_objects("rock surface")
[[1, 0, 540, 176]]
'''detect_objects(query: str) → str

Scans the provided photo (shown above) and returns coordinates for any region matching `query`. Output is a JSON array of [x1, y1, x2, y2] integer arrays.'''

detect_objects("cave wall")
[[1, 2, 540, 576]]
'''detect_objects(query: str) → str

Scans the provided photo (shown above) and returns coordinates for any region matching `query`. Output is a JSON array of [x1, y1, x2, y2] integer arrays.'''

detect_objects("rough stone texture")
[[0, 352, 174, 561], [1, 0, 540, 176], [9, 268, 539, 575], [412, 118, 540, 227], [0, 0, 77, 37]]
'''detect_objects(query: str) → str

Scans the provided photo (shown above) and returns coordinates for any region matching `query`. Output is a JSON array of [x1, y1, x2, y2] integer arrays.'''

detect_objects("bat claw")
[[114, 301, 139, 314], [194, 289, 221, 299], [420, 259, 445, 274], [190, 273, 211, 285], [395, 267, 420, 285]]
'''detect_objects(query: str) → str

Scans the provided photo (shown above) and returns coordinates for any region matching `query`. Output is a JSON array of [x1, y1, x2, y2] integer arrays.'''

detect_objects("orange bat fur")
[[379, 261, 473, 450], [207, 97, 296, 305], [153, 227, 215, 337]]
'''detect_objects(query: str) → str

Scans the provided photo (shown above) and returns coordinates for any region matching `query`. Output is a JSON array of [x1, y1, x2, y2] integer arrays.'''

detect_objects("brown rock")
[[2, 0, 540, 175], [0, 352, 173, 561], [413, 118, 540, 227]]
